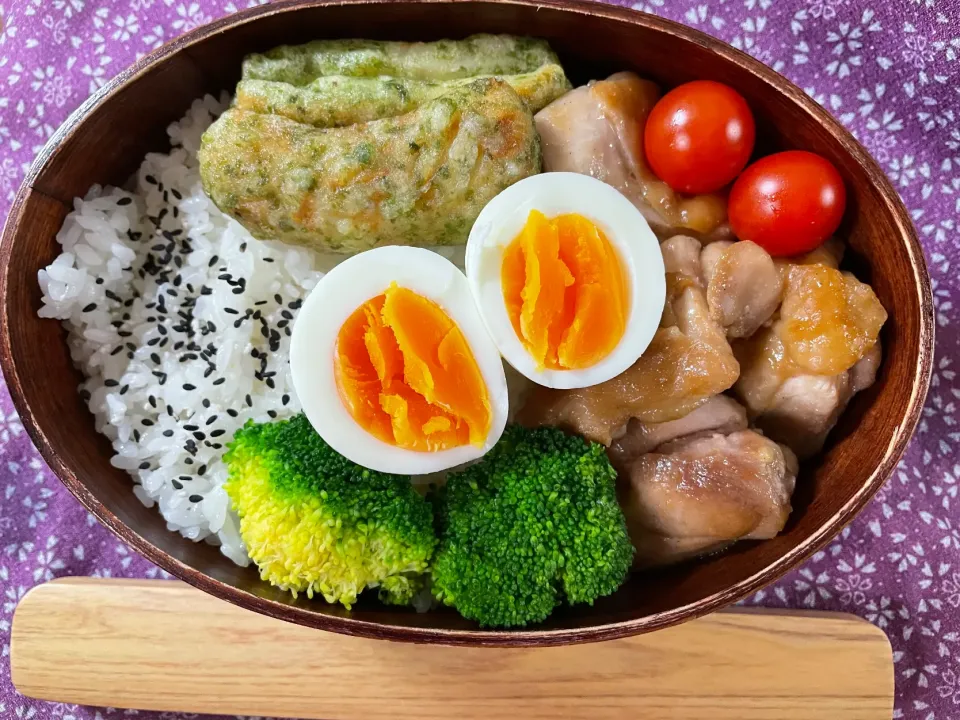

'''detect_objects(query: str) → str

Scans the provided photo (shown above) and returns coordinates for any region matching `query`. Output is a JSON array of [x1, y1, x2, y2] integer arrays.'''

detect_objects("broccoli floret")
[[224, 414, 436, 608], [431, 425, 634, 627]]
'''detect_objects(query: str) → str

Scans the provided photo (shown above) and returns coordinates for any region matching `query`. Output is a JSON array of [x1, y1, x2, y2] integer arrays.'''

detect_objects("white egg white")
[[290, 246, 509, 475], [465, 172, 666, 390]]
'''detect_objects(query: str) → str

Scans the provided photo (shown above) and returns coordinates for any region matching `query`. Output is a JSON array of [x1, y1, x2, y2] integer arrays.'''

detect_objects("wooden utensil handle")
[[12, 578, 893, 720]]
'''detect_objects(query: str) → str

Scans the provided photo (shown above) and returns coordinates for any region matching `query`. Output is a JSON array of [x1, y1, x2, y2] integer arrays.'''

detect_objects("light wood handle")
[[12, 578, 893, 719]]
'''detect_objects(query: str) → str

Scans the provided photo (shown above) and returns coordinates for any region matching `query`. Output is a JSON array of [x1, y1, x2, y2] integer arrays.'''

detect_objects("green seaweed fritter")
[[199, 35, 567, 253], [235, 63, 570, 128], [241, 34, 561, 85], [200, 78, 541, 252]]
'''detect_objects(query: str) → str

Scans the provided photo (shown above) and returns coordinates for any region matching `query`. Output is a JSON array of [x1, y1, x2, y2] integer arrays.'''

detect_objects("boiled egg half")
[[290, 246, 508, 475], [465, 172, 665, 389]]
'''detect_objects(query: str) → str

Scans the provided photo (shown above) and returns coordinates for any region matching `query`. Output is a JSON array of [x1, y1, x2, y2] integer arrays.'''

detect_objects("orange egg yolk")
[[334, 284, 491, 452], [502, 210, 628, 370]]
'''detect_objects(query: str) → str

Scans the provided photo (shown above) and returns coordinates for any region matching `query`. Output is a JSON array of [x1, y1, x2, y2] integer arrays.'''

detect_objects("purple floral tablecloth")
[[0, 0, 957, 718]]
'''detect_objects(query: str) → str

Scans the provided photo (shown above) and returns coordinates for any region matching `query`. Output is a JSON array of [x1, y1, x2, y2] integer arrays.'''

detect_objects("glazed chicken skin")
[[534, 72, 730, 241], [518, 236, 739, 444], [617, 430, 798, 568], [734, 259, 887, 458]]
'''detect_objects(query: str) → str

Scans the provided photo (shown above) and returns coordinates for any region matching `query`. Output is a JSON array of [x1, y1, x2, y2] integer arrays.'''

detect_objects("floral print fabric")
[[0, 1, 958, 717]]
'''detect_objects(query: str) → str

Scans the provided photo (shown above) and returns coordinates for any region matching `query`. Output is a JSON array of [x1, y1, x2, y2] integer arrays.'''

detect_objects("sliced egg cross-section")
[[466, 172, 666, 389], [291, 246, 508, 475]]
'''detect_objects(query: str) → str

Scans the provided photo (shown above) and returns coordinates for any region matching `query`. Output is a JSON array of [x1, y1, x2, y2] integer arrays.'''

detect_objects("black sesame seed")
[[189, 494, 203, 503], [208, 255, 219, 268], [281, 310, 293, 320], [150, 353, 161, 364], [255, 300, 267, 307], [183, 383, 196, 391], [240, 242, 247, 252], [163, 430, 174, 437], [233, 319, 243, 329], [183, 424, 199, 431], [105, 290, 121, 302], [117, 330, 133, 338], [198, 464, 207, 476], [141, 419, 154, 426], [157, 325, 168, 335], [95, 277, 105, 285], [202, 399, 211, 409], [183, 458, 193, 466], [133, 429, 141, 442], [200, 286, 212, 296], [263, 257, 274, 263], [192, 431, 206, 441], [82, 303, 97, 312], [213, 378, 226, 386], [265, 378, 275, 390], [104, 379, 119, 387], [232, 287, 244, 295], [245, 394, 253, 407], [111, 346, 123, 356], [145, 174, 157, 185], [172, 480, 183, 490], [224, 307, 239, 315], [138, 461, 151, 470], [210, 429, 226, 438], [205, 415, 217, 425], [119, 385, 129, 395], [267, 410, 277, 419], [282, 394, 290, 405], [116, 196, 133, 206], [167, 405, 174, 417], [203, 367, 213, 378], [226, 409, 239, 417]]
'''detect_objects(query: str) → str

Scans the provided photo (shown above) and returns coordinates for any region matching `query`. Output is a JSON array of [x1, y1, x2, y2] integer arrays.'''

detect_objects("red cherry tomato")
[[728, 150, 847, 257], [643, 80, 756, 195]]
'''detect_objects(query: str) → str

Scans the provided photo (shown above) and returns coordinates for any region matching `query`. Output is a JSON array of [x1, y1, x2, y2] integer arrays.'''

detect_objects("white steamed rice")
[[37, 94, 328, 566]]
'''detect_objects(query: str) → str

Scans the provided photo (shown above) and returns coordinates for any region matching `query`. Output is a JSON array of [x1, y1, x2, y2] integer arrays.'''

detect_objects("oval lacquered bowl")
[[0, 0, 934, 646]]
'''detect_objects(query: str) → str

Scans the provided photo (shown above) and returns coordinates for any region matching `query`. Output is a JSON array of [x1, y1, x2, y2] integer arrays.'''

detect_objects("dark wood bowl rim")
[[0, 0, 935, 646]]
